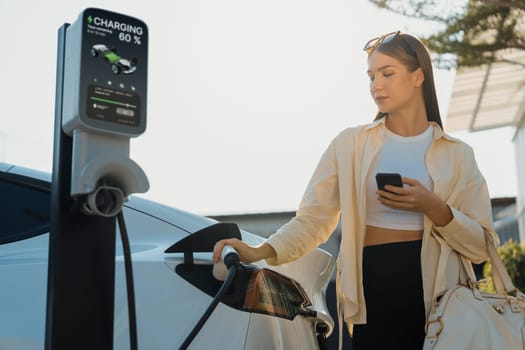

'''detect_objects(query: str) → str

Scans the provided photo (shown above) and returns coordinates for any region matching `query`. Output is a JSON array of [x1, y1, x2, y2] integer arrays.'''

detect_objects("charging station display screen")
[[87, 85, 140, 126], [79, 8, 147, 134]]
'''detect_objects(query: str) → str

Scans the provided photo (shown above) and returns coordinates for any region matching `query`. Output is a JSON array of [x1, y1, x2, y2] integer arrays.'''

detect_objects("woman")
[[213, 31, 498, 350]]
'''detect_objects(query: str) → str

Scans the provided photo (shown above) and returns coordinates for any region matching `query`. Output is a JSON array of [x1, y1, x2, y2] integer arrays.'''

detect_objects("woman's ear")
[[414, 67, 424, 87]]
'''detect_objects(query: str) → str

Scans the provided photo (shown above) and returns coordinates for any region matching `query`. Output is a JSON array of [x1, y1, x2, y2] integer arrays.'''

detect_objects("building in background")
[[445, 49, 525, 241], [210, 211, 341, 259]]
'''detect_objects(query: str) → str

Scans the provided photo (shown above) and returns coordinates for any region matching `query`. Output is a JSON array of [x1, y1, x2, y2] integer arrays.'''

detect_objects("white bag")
[[424, 234, 525, 350]]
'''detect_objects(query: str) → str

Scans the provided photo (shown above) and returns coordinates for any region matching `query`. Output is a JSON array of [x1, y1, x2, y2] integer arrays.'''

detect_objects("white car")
[[0, 163, 334, 349]]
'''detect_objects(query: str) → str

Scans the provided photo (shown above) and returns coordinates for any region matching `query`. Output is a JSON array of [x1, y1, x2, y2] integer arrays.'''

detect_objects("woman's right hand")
[[212, 238, 276, 264]]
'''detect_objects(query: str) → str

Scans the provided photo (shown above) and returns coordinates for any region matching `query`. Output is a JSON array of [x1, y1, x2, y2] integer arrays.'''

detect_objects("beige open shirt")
[[265, 117, 498, 342]]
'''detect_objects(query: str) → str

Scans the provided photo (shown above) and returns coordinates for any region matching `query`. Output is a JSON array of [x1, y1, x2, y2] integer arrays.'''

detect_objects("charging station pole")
[[46, 23, 117, 350], [46, 9, 149, 350]]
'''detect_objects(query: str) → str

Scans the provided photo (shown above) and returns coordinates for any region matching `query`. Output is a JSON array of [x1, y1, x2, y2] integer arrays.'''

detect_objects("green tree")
[[369, 0, 525, 69]]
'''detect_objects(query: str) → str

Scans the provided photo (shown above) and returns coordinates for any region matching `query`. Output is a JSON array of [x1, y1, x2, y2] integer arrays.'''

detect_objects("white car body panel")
[[0, 164, 335, 349]]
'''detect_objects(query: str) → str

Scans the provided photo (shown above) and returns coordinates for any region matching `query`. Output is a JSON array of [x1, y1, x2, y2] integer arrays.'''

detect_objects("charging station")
[[46, 8, 148, 350]]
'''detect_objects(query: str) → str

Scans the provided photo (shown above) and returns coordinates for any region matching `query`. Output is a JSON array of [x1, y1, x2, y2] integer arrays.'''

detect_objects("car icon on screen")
[[91, 44, 137, 75]]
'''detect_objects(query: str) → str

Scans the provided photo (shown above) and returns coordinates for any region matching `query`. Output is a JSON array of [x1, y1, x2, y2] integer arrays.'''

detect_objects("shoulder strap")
[[484, 233, 520, 295], [431, 231, 474, 298]]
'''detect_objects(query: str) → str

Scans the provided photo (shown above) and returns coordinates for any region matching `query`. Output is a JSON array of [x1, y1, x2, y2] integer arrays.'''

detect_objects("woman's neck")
[[385, 112, 429, 137]]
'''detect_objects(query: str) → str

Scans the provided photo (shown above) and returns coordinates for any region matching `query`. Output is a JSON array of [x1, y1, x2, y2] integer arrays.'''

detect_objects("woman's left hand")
[[377, 177, 433, 213], [377, 176, 453, 226]]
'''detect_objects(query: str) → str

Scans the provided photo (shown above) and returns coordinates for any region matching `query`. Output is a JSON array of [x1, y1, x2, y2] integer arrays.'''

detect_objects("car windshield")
[[0, 175, 50, 244]]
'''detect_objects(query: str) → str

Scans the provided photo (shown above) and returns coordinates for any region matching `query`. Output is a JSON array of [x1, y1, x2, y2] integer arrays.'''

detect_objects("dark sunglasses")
[[363, 31, 401, 55]]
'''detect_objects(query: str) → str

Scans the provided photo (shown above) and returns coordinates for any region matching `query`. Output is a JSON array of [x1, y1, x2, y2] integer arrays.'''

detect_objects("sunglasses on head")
[[363, 31, 401, 55]]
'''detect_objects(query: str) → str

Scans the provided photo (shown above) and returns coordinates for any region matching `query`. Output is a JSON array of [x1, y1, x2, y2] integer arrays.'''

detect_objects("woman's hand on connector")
[[213, 239, 276, 264]]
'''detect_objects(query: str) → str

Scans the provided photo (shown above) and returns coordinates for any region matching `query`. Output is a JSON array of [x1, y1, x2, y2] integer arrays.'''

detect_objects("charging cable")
[[179, 246, 240, 350], [117, 211, 138, 350]]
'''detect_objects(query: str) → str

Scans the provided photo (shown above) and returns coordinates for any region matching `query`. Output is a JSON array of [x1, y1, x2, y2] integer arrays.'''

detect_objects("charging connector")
[[212, 245, 240, 281], [82, 184, 124, 217], [179, 245, 240, 349]]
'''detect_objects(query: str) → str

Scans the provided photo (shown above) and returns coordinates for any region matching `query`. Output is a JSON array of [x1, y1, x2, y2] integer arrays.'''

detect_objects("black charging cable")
[[179, 249, 240, 350], [117, 211, 138, 350]]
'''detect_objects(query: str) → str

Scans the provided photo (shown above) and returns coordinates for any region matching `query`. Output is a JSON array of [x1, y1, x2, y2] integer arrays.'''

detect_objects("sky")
[[0, 0, 518, 215]]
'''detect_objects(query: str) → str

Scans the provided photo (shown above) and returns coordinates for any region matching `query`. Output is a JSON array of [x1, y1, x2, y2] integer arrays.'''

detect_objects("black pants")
[[352, 240, 426, 350]]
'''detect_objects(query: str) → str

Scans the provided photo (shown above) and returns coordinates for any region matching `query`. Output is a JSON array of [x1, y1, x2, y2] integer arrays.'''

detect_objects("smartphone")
[[375, 172, 403, 192]]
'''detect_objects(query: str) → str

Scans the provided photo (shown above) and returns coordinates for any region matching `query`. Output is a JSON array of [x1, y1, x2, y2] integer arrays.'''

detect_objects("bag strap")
[[431, 231, 477, 298], [431, 228, 520, 297], [484, 233, 519, 295]]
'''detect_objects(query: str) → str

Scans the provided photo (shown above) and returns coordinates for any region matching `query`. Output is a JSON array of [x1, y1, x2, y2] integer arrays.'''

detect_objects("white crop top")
[[366, 125, 434, 230]]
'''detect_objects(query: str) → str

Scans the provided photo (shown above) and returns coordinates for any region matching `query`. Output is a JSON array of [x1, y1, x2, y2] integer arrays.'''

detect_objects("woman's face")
[[366, 51, 423, 115]]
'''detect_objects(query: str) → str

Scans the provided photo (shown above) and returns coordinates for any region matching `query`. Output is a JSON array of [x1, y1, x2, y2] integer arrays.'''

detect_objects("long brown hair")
[[372, 33, 443, 129]]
